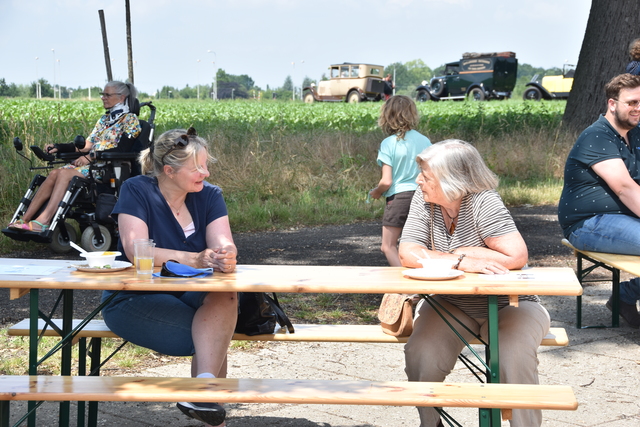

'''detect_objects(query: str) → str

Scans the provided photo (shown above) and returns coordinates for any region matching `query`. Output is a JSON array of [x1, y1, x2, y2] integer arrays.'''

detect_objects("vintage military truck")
[[416, 52, 518, 101], [303, 63, 386, 103]]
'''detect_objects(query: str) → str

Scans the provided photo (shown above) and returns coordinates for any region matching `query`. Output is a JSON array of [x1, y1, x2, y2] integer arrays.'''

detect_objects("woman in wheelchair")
[[8, 81, 141, 233]]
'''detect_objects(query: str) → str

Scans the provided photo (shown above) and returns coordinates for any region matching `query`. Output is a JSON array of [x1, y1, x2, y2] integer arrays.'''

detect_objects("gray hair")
[[416, 139, 498, 201], [105, 81, 138, 105], [139, 128, 216, 177]]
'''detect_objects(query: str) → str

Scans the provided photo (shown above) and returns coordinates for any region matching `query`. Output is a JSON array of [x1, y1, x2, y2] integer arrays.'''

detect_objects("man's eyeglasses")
[[614, 99, 640, 109], [160, 127, 198, 165], [100, 92, 121, 98]]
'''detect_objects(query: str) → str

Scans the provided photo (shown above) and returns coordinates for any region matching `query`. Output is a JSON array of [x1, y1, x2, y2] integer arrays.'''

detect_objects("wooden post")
[[98, 10, 113, 82], [125, 0, 134, 84]]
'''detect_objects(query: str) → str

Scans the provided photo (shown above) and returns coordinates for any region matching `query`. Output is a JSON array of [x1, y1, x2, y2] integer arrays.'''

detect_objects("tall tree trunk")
[[563, 0, 640, 132]]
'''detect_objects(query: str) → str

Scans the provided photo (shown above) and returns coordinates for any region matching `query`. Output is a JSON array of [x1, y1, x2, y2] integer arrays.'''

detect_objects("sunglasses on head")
[[158, 126, 197, 165]]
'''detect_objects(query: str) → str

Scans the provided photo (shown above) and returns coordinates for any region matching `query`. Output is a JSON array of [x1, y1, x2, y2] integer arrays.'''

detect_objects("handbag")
[[235, 292, 295, 336], [378, 293, 414, 337]]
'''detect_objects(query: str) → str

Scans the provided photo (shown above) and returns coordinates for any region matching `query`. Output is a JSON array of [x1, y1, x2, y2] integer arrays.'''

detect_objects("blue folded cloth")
[[153, 260, 213, 278]]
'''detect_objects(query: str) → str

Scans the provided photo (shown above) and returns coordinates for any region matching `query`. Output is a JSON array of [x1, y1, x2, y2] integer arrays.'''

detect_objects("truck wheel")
[[430, 79, 445, 97], [304, 92, 315, 103], [468, 88, 486, 101], [347, 91, 361, 103], [416, 89, 431, 102], [523, 87, 542, 101]]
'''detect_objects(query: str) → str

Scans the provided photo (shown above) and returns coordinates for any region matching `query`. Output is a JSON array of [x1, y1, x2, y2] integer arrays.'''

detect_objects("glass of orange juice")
[[134, 239, 155, 276]]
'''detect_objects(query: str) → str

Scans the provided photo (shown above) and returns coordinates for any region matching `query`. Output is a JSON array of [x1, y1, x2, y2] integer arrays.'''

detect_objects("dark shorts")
[[382, 190, 415, 228]]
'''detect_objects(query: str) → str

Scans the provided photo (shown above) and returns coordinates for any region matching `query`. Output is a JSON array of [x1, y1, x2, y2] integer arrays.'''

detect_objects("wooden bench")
[[8, 318, 569, 346], [4, 321, 570, 427], [0, 375, 578, 426], [562, 238, 640, 328]]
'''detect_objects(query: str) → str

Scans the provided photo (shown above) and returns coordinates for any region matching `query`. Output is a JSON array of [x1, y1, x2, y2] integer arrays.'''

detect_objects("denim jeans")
[[569, 214, 640, 304], [101, 290, 207, 356]]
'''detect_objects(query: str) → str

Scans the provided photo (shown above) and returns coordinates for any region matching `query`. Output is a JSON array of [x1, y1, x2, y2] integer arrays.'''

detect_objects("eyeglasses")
[[100, 92, 121, 98], [160, 127, 198, 165], [614, 99, 640, 109]]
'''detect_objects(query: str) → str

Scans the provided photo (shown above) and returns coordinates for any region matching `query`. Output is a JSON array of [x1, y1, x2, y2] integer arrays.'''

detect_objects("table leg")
[[56, 289, 74, 427], [488, 295, 501, 427], [0, 401, 9, 427], [28, 289, 39, 427]]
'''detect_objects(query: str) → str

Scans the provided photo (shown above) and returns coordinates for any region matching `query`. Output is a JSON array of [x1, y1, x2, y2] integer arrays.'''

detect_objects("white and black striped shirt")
[[400, 189, 540, 318]]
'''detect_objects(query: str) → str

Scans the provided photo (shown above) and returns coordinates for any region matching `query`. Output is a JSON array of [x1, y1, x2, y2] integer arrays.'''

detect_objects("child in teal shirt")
[[370, 95, 431, 266]]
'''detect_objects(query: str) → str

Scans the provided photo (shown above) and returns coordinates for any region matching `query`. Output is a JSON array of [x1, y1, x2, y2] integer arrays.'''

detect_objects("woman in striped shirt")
[[398, 140, 550, 427]]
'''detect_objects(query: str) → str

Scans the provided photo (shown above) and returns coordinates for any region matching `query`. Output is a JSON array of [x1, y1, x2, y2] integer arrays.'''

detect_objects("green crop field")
[[0, 98, 574, 252], [1, 98, 566, 140]]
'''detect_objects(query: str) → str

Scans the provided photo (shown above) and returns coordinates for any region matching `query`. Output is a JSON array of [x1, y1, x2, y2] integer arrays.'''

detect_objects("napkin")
[[153, 260, 213, 278]]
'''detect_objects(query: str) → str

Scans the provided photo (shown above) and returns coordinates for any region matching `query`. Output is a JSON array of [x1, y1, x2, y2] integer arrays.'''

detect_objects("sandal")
[[7, 219, 26, 230], [23, 220, 50, 233]]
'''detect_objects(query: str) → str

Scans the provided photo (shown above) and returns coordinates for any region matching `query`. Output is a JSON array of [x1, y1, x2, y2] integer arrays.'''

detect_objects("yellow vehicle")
[[523, 64, 574, 101]]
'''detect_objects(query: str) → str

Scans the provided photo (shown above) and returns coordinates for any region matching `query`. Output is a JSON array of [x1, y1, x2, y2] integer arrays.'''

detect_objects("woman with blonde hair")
[[102, 127, 237, 426]]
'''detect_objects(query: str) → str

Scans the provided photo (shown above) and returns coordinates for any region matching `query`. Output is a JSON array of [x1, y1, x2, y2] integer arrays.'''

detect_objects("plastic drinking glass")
[[134, 240, 155, 276]]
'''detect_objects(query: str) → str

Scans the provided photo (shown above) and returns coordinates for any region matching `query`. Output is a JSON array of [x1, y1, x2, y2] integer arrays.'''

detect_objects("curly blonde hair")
[[377, 95, 419, 140], [630, 38, 640, 61]]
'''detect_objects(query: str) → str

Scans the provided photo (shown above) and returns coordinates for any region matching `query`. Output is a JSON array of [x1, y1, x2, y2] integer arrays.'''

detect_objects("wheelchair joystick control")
[[74, 135, 86, 150], [13, 137, 23, 151]]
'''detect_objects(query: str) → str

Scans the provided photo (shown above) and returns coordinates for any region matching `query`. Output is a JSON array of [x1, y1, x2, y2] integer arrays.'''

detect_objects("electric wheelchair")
[[2, 98, 156, 253]]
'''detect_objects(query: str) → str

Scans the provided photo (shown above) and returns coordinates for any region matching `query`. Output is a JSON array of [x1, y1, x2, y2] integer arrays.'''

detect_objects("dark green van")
[[416, 52, 518, 101]]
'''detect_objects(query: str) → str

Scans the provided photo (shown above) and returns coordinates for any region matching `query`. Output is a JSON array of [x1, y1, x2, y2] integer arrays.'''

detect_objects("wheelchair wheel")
[[49, 223, 78, 254], [80, 225, 112, 252]]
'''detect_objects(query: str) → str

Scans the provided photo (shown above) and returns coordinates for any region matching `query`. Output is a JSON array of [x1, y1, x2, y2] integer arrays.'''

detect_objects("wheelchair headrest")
[[129, 97, 141, 116]]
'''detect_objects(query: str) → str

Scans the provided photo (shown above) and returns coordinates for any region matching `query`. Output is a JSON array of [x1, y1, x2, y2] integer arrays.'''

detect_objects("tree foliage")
[[563, 0, 640, 132], [282, 75, 293, 91]]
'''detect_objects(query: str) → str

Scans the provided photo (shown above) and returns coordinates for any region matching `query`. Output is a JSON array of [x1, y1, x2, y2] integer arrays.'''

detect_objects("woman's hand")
[[196, 248, 237, 273], [457, 256, 509, 275], [45, 144, 57, 154]]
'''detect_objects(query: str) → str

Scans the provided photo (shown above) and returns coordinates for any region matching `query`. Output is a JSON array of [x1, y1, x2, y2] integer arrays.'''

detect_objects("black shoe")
[[177, 401, 226, 425], [606, 296, 640, 329]]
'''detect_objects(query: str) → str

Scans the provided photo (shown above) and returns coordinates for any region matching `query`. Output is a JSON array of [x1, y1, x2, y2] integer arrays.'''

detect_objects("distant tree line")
[[0, 60, 569, 101]]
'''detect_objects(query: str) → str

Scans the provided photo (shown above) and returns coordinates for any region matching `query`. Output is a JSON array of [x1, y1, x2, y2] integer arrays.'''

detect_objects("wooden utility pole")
[[98, 10, 113, 82], [125, 0, 134, 84]]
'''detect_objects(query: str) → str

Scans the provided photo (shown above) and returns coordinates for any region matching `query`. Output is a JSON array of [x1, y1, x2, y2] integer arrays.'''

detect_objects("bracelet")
[[453, 254, 466, 270]]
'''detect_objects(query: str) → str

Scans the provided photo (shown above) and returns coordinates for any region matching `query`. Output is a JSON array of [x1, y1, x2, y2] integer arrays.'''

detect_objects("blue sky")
[[0, 0, 590, 95]]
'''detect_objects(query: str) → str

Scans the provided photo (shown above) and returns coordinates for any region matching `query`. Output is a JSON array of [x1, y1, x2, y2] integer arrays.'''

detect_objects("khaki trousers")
[[404, 296, 550, 427]]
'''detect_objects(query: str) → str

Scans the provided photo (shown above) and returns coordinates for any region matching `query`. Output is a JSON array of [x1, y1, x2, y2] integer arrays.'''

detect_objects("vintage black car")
[[416, 52, 518, 101]]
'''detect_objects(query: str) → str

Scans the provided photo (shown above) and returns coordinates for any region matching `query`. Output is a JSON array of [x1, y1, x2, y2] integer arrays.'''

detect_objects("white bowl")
[[80, 251, 121, 268], [417, 258, 456, 274]]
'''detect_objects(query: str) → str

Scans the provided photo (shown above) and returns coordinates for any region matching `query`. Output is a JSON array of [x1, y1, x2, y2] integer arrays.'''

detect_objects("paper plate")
[[402, 268, 464, 281], [71, 261, 132, 273]]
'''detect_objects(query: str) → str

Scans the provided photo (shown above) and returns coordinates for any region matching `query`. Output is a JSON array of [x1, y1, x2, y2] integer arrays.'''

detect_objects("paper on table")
[[478, 271, 575, 281], [0, 264, 64, 276]]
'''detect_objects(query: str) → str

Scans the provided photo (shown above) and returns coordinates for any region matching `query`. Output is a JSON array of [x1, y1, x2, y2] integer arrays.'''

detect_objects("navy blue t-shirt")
[[558, 115, 640, 237], [112, 174, 228, 262]]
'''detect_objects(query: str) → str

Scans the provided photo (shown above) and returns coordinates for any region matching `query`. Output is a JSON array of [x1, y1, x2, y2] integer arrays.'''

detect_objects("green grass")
[[0, 98, 574, 252], [0, 327, 155, 375]]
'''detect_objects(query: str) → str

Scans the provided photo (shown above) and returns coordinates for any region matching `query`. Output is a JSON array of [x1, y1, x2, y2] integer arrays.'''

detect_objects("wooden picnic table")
[[0, 259, 582, 427]]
